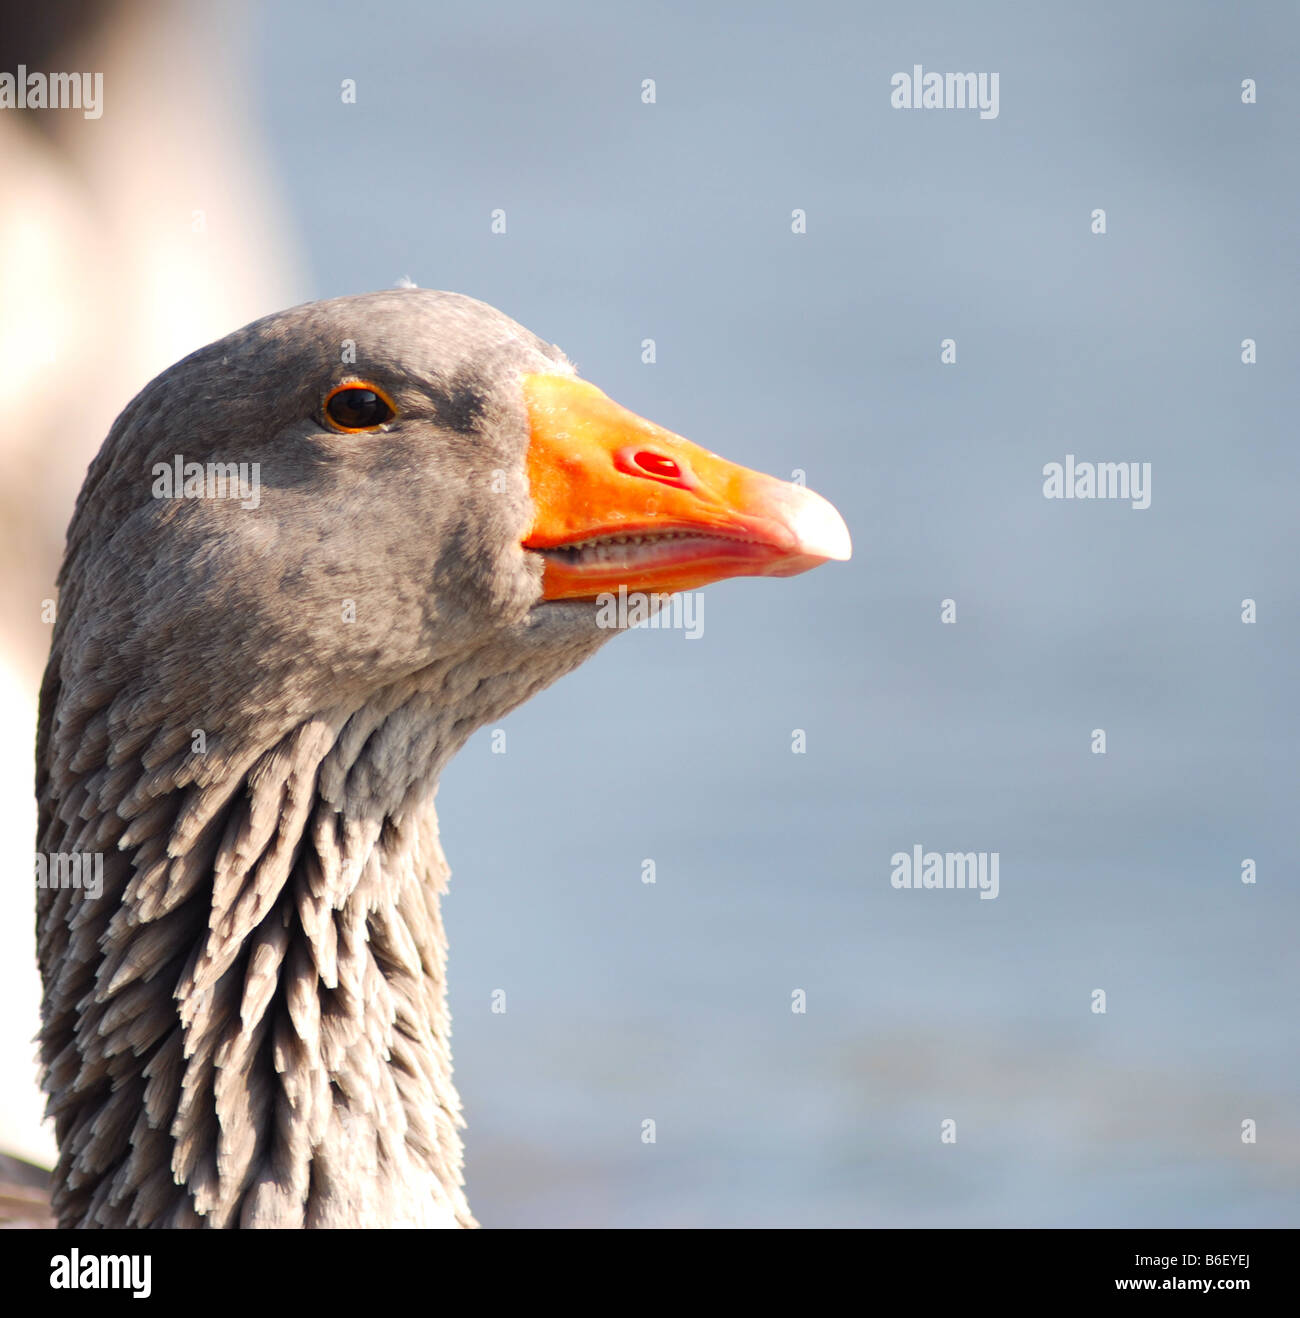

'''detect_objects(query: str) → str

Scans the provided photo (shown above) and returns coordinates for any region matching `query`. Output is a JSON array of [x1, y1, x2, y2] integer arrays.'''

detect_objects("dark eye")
[[324, 383, 396, 431]]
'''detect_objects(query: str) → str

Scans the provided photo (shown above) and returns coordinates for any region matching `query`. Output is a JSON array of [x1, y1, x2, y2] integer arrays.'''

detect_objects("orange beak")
[[522, 374, 852, 600]]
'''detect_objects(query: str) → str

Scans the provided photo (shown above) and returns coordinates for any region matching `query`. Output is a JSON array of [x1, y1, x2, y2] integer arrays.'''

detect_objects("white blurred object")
[[0, 0, 306, 1166]]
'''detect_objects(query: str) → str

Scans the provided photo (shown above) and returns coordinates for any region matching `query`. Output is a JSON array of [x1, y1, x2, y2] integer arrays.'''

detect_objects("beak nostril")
[[632, 451, 681, 480], [611, 445, 693, 488]]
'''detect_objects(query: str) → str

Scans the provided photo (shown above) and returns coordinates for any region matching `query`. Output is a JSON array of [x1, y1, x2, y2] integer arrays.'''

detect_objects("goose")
[[34, 288, 851, 1228]]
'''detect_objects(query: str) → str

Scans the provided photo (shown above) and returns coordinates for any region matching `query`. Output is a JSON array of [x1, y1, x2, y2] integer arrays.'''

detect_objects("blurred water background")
[[1, 0, 1294, 1225]]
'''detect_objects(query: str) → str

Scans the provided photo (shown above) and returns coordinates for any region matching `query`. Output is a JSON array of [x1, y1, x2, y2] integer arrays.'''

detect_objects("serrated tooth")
[[545, 526, 748, 562]]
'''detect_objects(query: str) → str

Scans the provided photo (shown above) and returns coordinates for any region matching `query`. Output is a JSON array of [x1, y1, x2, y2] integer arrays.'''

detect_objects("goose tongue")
[[521, 374, 852, 601]]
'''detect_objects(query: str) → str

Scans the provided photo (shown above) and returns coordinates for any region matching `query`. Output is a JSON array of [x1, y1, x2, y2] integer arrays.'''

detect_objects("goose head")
[[36, 288, 850, 1228]]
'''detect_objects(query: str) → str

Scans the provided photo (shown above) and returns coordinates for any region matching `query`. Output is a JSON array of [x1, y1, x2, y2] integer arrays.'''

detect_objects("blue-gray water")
[[249, 0, 1297, 1225]]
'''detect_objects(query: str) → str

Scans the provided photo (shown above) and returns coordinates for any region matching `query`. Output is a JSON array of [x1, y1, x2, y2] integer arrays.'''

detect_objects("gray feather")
[[37, 290, 614, 1228]]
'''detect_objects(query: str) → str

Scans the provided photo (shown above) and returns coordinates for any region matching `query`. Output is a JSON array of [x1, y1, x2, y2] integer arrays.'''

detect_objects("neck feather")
[[39, 595, 610, 1227], [39, 681, 486, 1228]]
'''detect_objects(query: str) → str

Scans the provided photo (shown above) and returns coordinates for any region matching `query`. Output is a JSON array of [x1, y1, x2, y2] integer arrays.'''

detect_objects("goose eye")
[[324, 383, 396, 431]]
